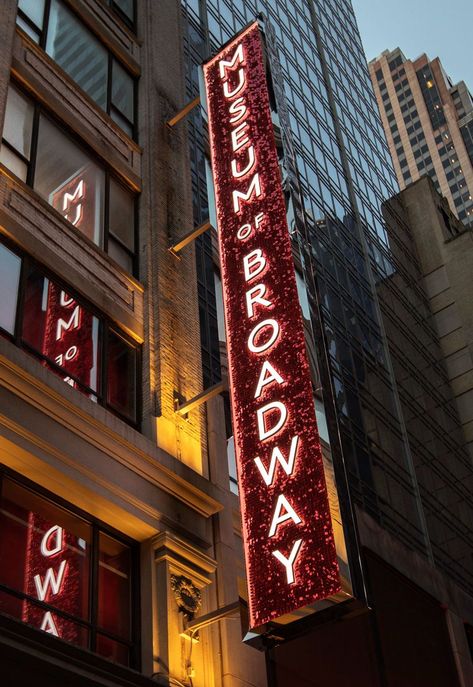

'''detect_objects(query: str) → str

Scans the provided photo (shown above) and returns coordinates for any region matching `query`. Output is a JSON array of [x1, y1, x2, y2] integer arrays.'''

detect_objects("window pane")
[[22, 269, 100, 394], [111, 60, 134, 124], [46, 0, 107, 110], [109, 177, 135, 251], [2, 85, 34, 159], [106, 330, 136, 421], [98, 532, 130, 639], [110, 109, 133, 138], [111, 0, 134, 22], [108, 237, 133, 273], [0, 144, 28, 182], [34, 115, 105, 246], [0, 243, 21, 335], [96, 634, 129, 666], [18, 0, 45, 29], [0, 478, 91, 641], [16, 14, 41, 43]]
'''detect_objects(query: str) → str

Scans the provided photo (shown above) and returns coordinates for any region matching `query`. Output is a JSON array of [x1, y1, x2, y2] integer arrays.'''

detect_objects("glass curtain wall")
[[181, 0, 473, 595]]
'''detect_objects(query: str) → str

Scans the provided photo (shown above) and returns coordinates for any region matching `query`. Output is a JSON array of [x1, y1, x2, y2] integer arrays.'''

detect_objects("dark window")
[[0, 84, 136, 274], [109, 0, 135, 28], [0, 472, 138, 667], [375, 68, 383, 81], [0, 239, 140, 426], [389, 55, 403, 71], [106, 330, 137, 421], [16, 0, 136, 137]]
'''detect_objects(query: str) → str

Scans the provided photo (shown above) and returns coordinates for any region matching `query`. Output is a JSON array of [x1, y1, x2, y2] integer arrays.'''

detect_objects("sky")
[[351, 0, 473, 89]]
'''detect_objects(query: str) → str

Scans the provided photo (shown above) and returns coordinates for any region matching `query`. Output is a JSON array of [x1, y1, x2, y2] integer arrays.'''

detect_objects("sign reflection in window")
[[22, 514, 87, 642], [50, 166, 101, 244], [22, 272, 98, 396]]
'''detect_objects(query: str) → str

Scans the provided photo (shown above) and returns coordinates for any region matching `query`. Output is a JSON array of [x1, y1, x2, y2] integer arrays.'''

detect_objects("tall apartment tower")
[[369, 48, 473, 226], [0, 2, 472, 687]]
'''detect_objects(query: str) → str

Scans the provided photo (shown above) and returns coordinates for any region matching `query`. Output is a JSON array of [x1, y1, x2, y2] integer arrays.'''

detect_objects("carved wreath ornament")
[[170, 575, 202, 619]]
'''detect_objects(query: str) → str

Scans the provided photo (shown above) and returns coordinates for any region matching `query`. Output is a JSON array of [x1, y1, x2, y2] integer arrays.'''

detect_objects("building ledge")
[[0, 338, 223, 542], [0, 613, 156, 687]]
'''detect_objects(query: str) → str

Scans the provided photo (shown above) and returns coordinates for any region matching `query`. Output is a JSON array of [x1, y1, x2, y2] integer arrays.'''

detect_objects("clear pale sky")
[[351, 0, 473, 90]]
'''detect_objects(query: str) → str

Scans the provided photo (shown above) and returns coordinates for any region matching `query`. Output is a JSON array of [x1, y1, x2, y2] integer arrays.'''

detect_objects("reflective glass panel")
[[98, 532, 130, 640], [21, 268, 100, 394], [109, 177, 135, 252], [0, 478, 91, 641], [111, 60, 134, 124], [34, 115, 105, 245], [18, 0, 45, 29], [0, 244, 21, 335], [106, 330, 136, 421], [2, 85, 34, 159], [46, 0, 107, 109]]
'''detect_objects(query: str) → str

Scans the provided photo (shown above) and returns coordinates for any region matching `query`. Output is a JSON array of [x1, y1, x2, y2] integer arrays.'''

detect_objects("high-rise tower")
[[370, 48, 473, 226]]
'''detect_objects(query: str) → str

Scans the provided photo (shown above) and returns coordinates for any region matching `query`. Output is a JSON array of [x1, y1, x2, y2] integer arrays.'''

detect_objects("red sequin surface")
[[204, 23, 340, 628]]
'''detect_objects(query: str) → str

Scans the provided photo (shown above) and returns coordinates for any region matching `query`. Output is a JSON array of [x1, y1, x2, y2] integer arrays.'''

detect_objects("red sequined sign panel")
[[204, 23, 341, 628]]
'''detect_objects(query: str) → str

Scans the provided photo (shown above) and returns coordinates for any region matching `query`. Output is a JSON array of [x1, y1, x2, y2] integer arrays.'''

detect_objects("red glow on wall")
[[204, 23, 340, 628]]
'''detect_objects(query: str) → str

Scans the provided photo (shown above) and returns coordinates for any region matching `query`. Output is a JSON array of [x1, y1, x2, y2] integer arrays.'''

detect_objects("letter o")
[[237, 224, 252, 240], [65, 345, 78, 361], [248, 319, 280, 353]]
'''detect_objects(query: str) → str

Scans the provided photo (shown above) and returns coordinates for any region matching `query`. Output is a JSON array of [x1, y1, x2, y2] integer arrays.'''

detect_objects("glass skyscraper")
[[182, 0, 473, 599]]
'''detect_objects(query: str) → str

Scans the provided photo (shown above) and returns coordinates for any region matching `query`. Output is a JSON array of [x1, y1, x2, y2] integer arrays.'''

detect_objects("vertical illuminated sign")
[[204, 23, 341, 628]]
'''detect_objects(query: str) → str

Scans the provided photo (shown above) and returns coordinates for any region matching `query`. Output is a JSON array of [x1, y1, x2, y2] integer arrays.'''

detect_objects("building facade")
[[0, 1, 472, 687], [369, 48, 473, 227]]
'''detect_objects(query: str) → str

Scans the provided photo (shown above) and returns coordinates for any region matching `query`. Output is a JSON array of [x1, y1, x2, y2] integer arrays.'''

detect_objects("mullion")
[[20, 342, 100, 399], [108, 230, 134, 256], [40, 0, 52, 51], [0, 139, 30, 166], [89, 525, 100, 653], [107, 54, 113, 119], [16, 10, 42, 41], [26, 104, 41, 188], [103, 170, 110, 253], [13, 252, 27, 345], [0, 582, 92, 630]]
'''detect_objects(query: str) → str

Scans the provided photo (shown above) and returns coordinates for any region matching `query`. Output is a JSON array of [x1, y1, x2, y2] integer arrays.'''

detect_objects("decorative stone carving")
[[170, 575, 202, 619]]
